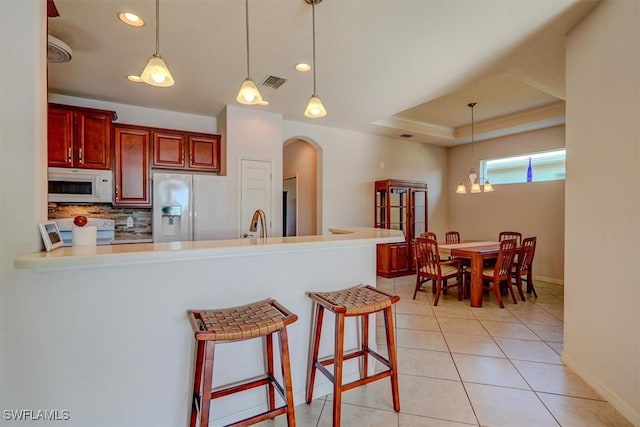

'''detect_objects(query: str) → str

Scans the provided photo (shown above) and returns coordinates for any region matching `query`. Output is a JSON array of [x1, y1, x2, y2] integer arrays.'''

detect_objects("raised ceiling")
[[47, 0, 599, 147]]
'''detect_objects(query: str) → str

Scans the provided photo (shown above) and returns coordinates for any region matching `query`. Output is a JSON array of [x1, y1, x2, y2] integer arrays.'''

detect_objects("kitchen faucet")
[[248, 209, 267, 238]]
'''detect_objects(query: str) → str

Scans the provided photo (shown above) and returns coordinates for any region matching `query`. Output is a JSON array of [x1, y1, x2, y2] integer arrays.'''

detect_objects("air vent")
[[261, 75, 287, 90], [400, 134, 414, 138], [48, 35, 72, 63]]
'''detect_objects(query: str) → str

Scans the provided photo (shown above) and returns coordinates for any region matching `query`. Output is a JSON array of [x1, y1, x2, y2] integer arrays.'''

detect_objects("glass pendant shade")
[[304, 95, 327, 118], [236, 78, 263, 105], [456, 183, 467, 194], [483, 181, 494, 192], [470, 182, 482, 193], [140, 54, 174, 87]]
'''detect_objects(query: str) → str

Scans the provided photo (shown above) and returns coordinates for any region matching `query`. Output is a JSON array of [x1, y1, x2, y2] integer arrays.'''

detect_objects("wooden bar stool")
[[187, 299, 298, 427], [305, 285, 400, 426]]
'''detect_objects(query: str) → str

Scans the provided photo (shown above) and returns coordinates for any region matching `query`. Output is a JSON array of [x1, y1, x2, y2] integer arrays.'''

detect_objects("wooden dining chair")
[[420, 231, 437, 240], [413, 237, 463, 305], [465, 239, 518, 308], [512, 236, 537, 299], [445, 231, 460, 244], [499, 231, 522, 246]]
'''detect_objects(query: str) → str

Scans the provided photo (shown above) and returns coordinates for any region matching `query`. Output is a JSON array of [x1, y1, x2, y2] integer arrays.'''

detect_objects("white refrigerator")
[[152, 172, 228, 242]]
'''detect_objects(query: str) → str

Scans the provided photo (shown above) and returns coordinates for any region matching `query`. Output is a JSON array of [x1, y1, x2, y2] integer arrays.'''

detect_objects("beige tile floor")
[[259, 275, 633, 427]]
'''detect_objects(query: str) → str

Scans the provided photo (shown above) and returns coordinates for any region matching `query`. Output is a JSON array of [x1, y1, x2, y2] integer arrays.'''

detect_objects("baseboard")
[[533, 275, 564, 285], [561, 352, 640, 426]]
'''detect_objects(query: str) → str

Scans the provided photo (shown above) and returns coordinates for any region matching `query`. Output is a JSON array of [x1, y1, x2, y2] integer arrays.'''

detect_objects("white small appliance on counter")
[[54, 218, 115, 246]]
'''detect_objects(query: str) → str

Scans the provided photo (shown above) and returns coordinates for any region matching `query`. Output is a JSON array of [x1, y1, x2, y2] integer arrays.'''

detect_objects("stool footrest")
[[210, 374, 285, 401], [227, 406, 288, 427]]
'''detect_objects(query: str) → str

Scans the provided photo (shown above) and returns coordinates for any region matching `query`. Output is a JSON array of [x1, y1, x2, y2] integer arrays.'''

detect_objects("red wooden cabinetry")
[[375, 179, 428, 278], [113, 125, 151, 207], [152, 130, 220, 172], [47, 103, 114, 170]]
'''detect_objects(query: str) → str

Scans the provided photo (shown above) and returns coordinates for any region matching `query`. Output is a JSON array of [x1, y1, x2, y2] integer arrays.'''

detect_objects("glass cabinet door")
[[411, 189, 427, 239], [389, 187, 408, 235], [375, 188, 388, 228]]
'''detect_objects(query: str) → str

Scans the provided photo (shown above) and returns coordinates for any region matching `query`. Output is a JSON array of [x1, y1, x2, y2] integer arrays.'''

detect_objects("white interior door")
[[239, 159, 272, 238]]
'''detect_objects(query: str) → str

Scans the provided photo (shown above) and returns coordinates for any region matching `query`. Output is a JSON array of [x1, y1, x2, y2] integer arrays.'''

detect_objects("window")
[[481, 149, 566, 185]]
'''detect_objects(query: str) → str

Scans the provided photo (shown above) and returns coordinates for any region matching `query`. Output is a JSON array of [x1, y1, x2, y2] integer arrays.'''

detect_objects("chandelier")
[[456, 102, 494, 194]]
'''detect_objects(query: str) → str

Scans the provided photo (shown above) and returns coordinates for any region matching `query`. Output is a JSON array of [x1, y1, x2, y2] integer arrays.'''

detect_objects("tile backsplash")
[[48, 203, 152, 241]]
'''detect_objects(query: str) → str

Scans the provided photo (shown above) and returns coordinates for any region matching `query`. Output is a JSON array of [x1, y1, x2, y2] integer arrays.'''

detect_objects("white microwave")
[[48, 167, 113, 203]]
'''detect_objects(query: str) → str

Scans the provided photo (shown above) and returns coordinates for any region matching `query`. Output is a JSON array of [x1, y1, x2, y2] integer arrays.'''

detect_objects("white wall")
[[283, 139, 318, 236], [448, 125, 566, 282], [221, 105, 284, 238], [0, 0, 48, 413], [564, 0, 640, 424], [283, 121, 449, 236], [48, 93, 217, 133]]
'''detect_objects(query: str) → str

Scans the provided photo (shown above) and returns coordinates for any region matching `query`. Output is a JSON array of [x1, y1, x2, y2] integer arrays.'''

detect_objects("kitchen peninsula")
[[14, 227, 402, 426]]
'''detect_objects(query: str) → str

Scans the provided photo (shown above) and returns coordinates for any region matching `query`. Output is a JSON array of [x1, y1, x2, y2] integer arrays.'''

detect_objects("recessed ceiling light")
[[294, 63, 312, 72], [126, 75, 143, 83], [118, 12, 144, 27]]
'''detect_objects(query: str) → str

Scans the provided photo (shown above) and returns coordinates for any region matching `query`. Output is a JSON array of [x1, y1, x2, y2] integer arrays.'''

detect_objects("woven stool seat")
[[308, 285, 400, 315], [187, 299, 297, 427], [189, 299, 292, 342], [306, 284, 400, 426]]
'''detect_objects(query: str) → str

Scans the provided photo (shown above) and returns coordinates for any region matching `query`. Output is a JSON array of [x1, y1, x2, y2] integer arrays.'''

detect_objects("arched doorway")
[[282, 137, 322, 236]]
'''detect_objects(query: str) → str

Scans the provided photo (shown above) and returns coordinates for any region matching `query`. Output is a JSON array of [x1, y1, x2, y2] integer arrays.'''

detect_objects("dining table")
[[438, 241, 502, 308]]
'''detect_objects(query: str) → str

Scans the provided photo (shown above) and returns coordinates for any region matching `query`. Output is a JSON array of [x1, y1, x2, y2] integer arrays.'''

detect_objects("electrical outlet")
[[126, 216, 134, 228]]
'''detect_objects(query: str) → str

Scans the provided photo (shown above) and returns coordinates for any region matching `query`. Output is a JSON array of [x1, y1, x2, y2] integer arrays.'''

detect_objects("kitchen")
[[3, 1, 640, 427]]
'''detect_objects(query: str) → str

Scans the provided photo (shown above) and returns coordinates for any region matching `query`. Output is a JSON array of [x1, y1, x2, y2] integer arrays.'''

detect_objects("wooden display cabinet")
[[375, 179, 428, 277]]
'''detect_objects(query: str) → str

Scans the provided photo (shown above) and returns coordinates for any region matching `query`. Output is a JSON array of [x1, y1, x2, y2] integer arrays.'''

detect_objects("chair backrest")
[[499, 231, 522, 246], [516, 236, 536, 274], [420, 231, 437, 240], [445, 231, 460, 244], [415, 237, 441, 279], [493, 239, 518, 280]]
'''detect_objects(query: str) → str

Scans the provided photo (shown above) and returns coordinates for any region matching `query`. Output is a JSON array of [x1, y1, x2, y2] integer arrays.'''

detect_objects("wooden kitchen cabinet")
[[152, 129, 220, 172], [47, 103, 115, 170], [113, 125, 151, 207], [375, 179, 428, 278]]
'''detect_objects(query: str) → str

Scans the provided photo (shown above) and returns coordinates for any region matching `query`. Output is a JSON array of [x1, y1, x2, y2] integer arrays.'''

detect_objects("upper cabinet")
[[152, 129, 220, 172], [47, 103, 115, 170], [113, 125, 151, 207]]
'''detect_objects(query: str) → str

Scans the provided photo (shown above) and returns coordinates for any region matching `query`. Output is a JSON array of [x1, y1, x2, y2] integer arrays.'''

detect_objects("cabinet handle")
[[67, 147, 72, 162], [78, 148, 83, 163], [115, 185, 118, 200]]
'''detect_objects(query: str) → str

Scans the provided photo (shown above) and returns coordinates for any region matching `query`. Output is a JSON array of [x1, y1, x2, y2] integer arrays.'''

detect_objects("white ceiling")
[[47, 0, 599, 147]]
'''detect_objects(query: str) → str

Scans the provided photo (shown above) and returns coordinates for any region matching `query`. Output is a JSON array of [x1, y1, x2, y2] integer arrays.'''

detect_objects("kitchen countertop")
[[15, 227, 403, 271]]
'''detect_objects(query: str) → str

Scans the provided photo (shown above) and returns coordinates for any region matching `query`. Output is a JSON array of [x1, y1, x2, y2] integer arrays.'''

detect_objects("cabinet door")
[[188, 134, 220, 171], [76, 111, 112, 169], [389, 243, 409, 274], [153, 131, 185, 168], [113, 127, 151, 207], [47, 108, 73, 167]]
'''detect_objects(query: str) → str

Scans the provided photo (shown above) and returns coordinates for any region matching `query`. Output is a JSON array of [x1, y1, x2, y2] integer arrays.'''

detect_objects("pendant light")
[[456, 103, 494, 194], [304, 0, 327, 118], [236, 0, 263, 105], [140, 0, 174, 87]]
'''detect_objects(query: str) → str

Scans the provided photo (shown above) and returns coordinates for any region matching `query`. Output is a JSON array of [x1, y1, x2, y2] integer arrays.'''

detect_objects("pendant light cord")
[[311, 0, 317, 96], [469, 102, 476, 165], [155, 0, 160, 55], [245, 0, 251, 78]]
